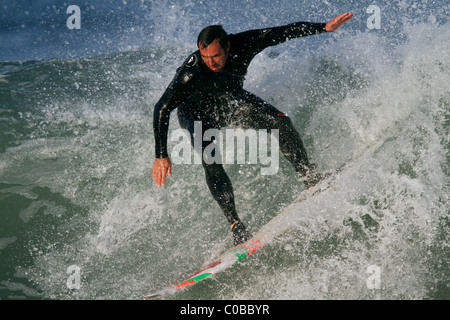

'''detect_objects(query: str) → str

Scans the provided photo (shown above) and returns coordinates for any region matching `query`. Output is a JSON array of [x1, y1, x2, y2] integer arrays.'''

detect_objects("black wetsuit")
[[153, 21, 328, 227]]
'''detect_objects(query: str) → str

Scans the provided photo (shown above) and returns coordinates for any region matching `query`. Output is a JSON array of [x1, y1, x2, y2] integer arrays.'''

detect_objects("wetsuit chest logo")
[[186, 54, 198, 67]]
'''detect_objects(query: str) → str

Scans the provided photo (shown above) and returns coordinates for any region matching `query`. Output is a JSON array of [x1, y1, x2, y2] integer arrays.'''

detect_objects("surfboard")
[[144, 171, 338, 299], [144, 237, 262, 299]]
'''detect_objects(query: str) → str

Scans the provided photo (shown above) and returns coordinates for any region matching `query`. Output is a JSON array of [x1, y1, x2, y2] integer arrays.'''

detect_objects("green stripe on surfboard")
[[188, 273, 212, 282]]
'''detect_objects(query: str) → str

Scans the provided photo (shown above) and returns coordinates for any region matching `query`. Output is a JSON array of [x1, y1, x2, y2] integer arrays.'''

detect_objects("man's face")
[[199, 39, 229, 72]]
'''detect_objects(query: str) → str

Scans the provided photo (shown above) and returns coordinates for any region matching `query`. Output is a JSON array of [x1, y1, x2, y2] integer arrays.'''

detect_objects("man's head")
[[197, 25, 230, 72]]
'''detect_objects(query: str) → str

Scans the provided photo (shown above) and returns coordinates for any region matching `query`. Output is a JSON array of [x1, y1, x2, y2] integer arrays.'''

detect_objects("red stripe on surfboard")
[[247, 239, 261, 253], [175, 280, 196, 289], [180, 239, 261, 286]]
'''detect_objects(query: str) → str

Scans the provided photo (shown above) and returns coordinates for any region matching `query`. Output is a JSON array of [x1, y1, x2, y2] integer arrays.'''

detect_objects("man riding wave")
[[152, 13, 353, 245]]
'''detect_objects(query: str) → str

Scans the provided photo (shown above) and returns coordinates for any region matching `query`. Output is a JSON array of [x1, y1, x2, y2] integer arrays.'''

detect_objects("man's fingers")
[[326, 12, 353, 32], [152, 158, 172, 187], [339, 12, 353, 23], [342, 12, 353, 22], [153, 168, 166, 187], [152, 166, 161, 187], [335, 12, 352, 24], [160, 170, 166, 187], [153, 171, 161, 187]]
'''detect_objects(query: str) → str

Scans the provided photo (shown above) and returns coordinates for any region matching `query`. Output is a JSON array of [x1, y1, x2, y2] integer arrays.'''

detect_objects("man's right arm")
[[152, 54, 197, 187], [153, 56, 196, 159], [153, 84, 182, 159], [152, 75, 188, 188]]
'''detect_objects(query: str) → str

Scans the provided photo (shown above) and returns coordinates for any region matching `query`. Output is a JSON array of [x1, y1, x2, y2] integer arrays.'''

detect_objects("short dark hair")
[[197, 25, 229, 50]]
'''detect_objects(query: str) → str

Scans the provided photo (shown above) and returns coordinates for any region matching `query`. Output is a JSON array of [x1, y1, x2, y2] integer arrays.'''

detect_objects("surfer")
[[152, 12, 353, 245]]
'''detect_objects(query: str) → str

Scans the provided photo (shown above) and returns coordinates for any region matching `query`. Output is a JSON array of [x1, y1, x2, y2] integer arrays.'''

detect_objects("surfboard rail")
[[144, 238, 262, 299]]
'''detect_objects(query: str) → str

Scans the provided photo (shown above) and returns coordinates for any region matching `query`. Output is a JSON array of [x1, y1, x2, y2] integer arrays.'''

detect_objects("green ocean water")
[[1, 6, 449, 299]]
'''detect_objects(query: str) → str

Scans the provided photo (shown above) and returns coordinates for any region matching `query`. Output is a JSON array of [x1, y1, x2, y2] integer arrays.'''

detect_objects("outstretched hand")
[[325, 12, 353, 32], [152, 157, 172, 187]]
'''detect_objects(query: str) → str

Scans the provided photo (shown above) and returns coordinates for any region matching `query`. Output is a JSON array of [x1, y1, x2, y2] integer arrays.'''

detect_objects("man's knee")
[[203, 162, 226, 176]]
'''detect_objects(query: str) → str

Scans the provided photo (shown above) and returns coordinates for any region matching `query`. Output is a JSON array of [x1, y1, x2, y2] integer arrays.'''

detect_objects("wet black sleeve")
[[153, 55, 197, 158], [233, 22, 327, 59]]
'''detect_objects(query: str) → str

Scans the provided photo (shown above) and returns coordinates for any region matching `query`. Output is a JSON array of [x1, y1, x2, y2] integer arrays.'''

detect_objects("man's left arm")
[[238, 12, 353, 53]]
